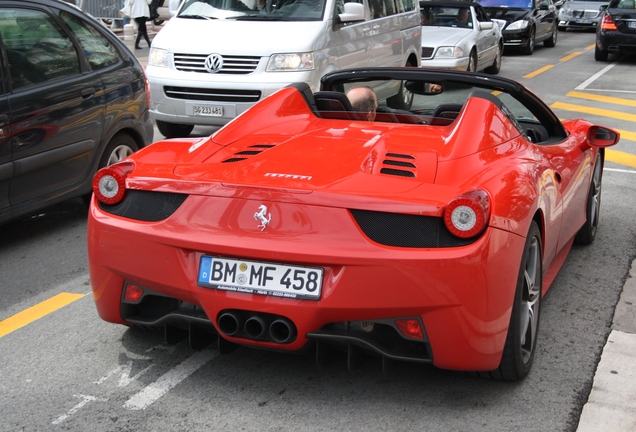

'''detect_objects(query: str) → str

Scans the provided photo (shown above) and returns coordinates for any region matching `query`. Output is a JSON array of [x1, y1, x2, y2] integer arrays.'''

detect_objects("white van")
[[146, 0, 421, 137]]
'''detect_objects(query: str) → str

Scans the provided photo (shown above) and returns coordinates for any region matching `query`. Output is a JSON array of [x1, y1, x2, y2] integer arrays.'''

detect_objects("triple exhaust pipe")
[[217, 310, 297, 344]]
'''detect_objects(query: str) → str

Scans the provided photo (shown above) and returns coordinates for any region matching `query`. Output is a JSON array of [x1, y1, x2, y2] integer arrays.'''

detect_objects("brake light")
[[444, 190, 490, 239], [601, 14, 617, 31], [395, 319, 424, 339], [92, 161, 134, 205]]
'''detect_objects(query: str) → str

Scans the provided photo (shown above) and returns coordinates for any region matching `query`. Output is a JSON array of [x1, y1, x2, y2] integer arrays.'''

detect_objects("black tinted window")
[[0, 8, 80, 90]]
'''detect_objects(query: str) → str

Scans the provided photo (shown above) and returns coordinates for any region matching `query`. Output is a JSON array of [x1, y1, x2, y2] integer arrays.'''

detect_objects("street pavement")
[[110, 22, 636, 431]]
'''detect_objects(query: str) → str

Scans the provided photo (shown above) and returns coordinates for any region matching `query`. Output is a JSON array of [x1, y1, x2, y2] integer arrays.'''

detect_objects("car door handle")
[[81, 88, 96, 99]]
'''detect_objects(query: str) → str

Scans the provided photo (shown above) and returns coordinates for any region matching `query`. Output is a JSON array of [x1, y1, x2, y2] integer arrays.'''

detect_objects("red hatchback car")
[[88, 68, 618, 381]]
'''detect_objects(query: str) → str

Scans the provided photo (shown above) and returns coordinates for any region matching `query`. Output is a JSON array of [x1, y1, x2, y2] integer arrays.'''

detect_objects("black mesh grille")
[[98, 190, 188, 222], [350, 209, 476, 247], [222, 144, 277, 163], [310, 320, 432, 361], [163, 86, 261, 102], [381, 153, 416, 178]]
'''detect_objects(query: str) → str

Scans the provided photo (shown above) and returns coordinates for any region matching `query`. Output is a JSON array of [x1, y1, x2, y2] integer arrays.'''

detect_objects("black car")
[[0, 0, 153, 224], [477, 0, 559, 54], [595, 0, 636, 60]]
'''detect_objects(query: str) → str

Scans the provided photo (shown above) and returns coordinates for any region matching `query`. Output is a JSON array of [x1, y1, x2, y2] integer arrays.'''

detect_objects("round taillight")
[[444, 190, 490, 239], [92, 161, 134, 205]]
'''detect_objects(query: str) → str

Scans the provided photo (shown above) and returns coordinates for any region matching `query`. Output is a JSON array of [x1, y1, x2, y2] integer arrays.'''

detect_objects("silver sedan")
[[420, 1, 504, 74]]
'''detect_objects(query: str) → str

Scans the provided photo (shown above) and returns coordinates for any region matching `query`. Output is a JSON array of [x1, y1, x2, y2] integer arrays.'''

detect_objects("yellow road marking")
[[615, 128, 636, 142], [551, 102, 636, 122], [585, 43, 596, 50], [0, 293, 86, 338], [566, 91, 636, 108], [606, 149, 636, 169], [523, 64, 555, 79], [560, 52, 582, 62]]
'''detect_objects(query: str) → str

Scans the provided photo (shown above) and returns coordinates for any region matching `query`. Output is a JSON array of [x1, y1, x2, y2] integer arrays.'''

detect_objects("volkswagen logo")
[[204, 53, 223, 73]]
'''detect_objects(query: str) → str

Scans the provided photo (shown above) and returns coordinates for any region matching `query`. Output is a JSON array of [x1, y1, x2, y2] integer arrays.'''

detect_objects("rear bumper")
[[88, 194, 525, 371]]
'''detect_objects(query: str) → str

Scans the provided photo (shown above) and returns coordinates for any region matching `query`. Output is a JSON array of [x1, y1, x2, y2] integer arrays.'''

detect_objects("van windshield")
[[178, 0, 327, 20]]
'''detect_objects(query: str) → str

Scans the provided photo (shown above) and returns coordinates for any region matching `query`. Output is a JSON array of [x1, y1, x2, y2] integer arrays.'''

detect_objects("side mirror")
[[479, 21, 494, 30], [588, 126, 620, 147], [339, 3, 365, 22]]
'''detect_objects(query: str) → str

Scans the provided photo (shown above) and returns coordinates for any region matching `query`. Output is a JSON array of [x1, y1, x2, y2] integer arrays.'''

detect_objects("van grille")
[[163, 86, 261, 103], [173, 53, 261, 74]]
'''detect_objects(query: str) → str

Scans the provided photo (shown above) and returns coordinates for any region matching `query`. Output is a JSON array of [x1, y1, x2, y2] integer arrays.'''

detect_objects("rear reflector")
[[123, 283, 145, 303], [395, 319, 424, 339]]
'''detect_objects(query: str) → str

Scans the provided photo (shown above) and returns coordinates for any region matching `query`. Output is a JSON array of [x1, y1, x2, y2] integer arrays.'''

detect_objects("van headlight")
[[506, 20, 529, 30], [435, 46, 465, 58], [266, 53, 314, 71], [148, 48, 170, 68]]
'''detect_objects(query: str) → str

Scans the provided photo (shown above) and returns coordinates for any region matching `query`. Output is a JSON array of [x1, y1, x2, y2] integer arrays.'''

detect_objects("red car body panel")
[[87, 70, 618, 374]]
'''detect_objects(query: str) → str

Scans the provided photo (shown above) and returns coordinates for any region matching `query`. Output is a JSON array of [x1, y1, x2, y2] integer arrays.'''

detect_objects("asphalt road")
[[1, 29, 636, 432]]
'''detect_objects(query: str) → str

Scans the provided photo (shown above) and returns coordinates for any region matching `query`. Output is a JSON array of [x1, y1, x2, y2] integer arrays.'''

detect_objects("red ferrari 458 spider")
[[88, 68, 619, 380]]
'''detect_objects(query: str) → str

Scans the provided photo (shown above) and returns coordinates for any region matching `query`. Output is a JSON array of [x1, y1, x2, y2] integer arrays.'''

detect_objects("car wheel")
[[575, 153, 603, 245], [544, 25, 557, 47], [484, 42, 502, 74], [466, 49, 477, 72], [494, 221, 542, 381], [521, 27, 535, 55], [84, 133, 139, 206], [387, 62, 415, 110], [594, 44, 609, 61], [157, 120, 195, 138]]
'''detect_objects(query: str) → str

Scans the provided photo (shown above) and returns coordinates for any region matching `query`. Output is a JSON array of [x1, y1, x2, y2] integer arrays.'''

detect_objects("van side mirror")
[[339, 3, 365, 22]]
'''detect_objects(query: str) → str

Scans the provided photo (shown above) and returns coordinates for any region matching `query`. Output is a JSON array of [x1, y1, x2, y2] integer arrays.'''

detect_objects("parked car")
[[88, 67, 619, 380], [558, 0, 608, 30], [419, 1, 503, 73], [477, 0, 559, 54], [0, 0, 153, 225], [146, 0, 421, 138], [595, 0, 636, 60]]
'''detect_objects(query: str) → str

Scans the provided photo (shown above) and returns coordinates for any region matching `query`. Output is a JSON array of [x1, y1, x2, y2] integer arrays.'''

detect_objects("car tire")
[[466, 49, 477, 72], [544, 25, 557, 47], [387, 62, 415, 110], [521, 27, 535, 55], [157, 120, 195, 138], [494, 221, 542, 381], [594, 44, 609, 61], [484, 42, 502, 74], [84, 133, 139, 206], [575, 153, 603, 245]]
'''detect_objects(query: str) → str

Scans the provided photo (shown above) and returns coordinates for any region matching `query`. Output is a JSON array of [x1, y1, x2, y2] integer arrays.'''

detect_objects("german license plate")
[[192, 105, 223, 116], [629, 21, 636, 29], [575, 18, 591, 24], [197, 256, 323, 300]]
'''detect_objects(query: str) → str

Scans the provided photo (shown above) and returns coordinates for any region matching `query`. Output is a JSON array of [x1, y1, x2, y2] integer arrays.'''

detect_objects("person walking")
[[131, 0, 152, 49]]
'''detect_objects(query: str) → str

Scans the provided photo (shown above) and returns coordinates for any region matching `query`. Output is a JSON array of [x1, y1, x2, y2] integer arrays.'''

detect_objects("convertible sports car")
[[88, 68, 619, 380]]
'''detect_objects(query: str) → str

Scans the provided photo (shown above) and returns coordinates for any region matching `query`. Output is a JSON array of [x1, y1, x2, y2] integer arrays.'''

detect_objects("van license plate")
[[193, 106, 223, 116]]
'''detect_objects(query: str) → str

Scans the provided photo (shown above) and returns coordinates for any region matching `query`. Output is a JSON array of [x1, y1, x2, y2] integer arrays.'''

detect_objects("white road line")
[[123, 349, 217, 410], [52, 394, 108, 425], [576, 62, 618, 90], [605, 168, 636, 174]]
